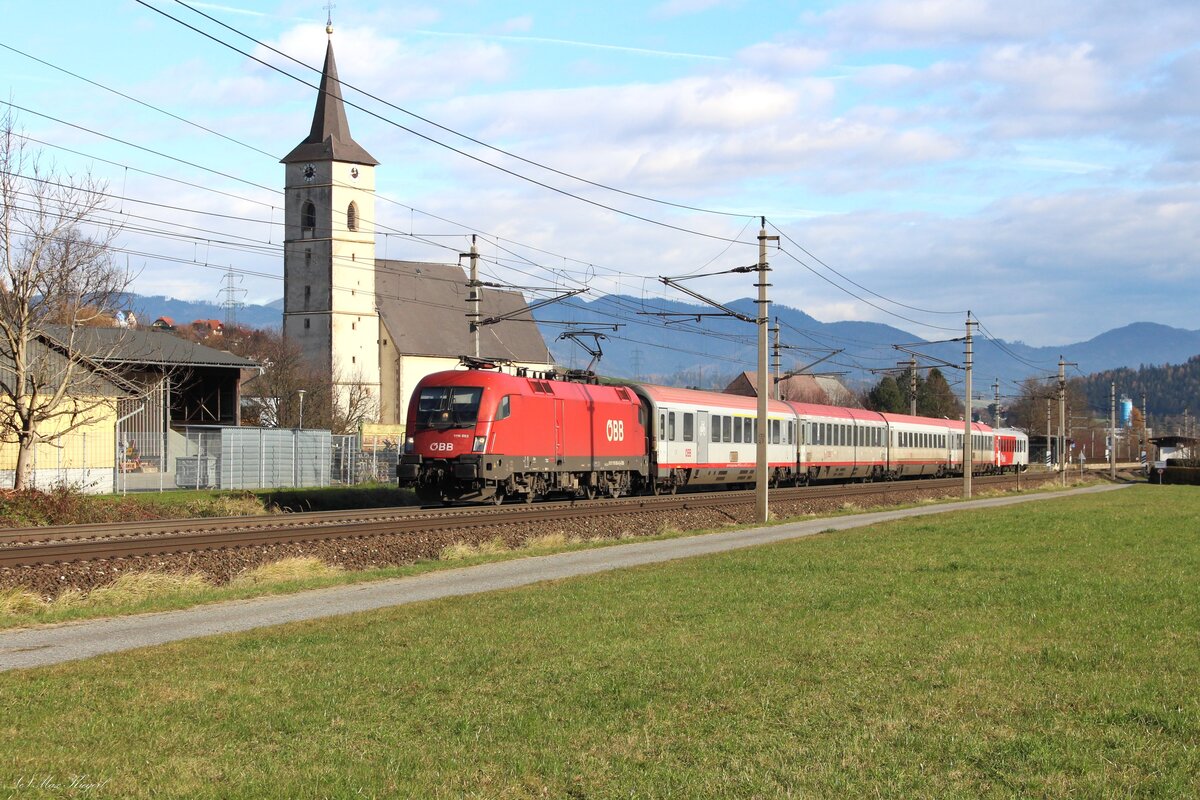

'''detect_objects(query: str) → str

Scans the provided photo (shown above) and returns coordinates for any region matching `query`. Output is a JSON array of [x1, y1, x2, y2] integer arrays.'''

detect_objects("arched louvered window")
[[302, 201, 316, 233], [347, 201, 358, 231]]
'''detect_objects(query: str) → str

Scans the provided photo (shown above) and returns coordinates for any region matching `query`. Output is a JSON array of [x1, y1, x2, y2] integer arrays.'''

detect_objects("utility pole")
[[1110, 381, 1117, 480], [757, 219, 778, 524], [1058, 357, 1066, 486], [909, 356, 918, 416], [963, 314, 974, 499], [1046, 396, 1052, 471], [772, 318, 781, 401], [1141, 392, 1148, 464], [993, 378, 1001, 428], [465, 235, 481, 358]]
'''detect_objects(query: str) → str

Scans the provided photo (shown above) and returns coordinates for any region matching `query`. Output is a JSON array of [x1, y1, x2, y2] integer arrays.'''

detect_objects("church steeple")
[[281, 39, 378, 166]]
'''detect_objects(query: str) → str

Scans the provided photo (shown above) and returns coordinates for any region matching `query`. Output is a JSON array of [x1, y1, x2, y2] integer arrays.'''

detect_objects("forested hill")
[[1079, 355, 1200, 417]]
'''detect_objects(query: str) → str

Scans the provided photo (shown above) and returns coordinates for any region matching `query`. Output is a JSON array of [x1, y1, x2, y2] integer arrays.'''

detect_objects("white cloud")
[[264, 23, 513, 102], [651, 0, 737, 19], [498, 15, 534, 33], [736, 42, 830, 74]]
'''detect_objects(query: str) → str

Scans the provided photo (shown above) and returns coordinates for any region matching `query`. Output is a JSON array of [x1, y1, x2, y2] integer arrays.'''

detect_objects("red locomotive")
[[398, 361, 1029, 503], [398, 363, 648, 503]]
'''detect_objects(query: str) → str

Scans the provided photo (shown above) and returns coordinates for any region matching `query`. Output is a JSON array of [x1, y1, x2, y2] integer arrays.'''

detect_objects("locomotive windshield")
[[416, 386, 484, 429]]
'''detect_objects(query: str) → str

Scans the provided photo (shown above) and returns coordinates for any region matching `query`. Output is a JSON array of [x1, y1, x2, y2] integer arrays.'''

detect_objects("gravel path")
[[0, 483, 1125, 672]]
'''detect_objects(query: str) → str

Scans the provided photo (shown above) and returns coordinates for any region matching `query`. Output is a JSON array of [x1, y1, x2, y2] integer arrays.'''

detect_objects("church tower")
[[281, 28, 381, 418]]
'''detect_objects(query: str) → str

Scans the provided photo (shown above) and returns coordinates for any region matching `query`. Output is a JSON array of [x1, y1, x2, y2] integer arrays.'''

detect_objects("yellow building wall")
[[0, 396, 117, 471]]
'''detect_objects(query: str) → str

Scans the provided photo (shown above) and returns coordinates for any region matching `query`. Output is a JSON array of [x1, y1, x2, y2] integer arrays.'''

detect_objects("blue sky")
[[3, 0, 1198, 355]]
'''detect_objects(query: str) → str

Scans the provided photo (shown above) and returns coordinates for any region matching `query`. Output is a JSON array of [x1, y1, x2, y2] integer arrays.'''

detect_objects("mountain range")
[[125, 293, 1200, 404]]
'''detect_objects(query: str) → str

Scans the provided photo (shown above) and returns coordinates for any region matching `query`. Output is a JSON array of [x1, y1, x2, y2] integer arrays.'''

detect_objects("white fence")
[[3, 426, 400, 494], [176, 427, 332, 490]]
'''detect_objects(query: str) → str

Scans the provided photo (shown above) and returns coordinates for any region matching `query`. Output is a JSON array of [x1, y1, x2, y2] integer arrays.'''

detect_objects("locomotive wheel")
[[489, 491, 505, 506], [584, 484, 597, 500]]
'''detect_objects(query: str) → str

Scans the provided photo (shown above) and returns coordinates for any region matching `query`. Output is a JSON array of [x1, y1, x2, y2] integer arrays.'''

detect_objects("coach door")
[[696, 411, 709, 466]]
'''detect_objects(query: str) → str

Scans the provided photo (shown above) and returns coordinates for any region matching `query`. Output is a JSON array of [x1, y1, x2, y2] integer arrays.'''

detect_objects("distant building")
[[1151, 435, 1197, 462], [191, 319, 223, 336], [723, 371, 860, 407], [150, 316, 176, 331], [0, 327, 259, 491]]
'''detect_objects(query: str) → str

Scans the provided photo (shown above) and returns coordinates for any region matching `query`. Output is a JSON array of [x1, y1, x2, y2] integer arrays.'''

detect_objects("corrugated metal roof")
[[375, 260, 552, 363], [0, 336, 126, 396], [45, 327, 260, 370]]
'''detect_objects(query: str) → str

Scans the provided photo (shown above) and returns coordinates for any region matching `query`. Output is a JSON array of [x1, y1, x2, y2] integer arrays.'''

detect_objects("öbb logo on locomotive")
[[398, 365, 1029, 503]]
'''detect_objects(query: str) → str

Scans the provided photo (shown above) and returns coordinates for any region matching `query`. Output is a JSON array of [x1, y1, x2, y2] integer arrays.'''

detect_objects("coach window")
[[771, 420, 780, 444], [659, 413, 666, 441], [496, 396, 511, 420], [668, 412, 676, 441], [683, 413, 694, 442]]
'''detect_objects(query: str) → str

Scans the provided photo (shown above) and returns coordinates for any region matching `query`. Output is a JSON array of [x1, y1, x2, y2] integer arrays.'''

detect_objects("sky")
[[2, 0, 1198, 359]]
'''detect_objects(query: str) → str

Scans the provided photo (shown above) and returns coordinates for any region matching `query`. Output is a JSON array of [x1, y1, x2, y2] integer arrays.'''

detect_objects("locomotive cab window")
[[416, 386, 483, 429], [496, 395, 511, 421]]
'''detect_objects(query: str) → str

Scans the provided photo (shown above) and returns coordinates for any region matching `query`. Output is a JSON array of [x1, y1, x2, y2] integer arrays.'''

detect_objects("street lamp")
[[297, 389, 306, 429]]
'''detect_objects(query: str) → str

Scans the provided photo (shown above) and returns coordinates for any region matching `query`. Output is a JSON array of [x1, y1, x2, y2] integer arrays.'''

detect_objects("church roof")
[[375, 260, 553, 364], [281, 39, 379, 166], [724, 370, 860, 407]]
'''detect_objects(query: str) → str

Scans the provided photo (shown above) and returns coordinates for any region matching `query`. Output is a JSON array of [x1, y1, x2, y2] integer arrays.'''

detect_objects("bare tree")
[[231, 329, 377, 434], [330, 360, 379, 434], [0, 110, 131, 489]]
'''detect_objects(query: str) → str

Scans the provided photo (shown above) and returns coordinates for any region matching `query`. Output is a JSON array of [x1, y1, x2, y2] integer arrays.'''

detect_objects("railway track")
[[0, 474, 1028, 569]]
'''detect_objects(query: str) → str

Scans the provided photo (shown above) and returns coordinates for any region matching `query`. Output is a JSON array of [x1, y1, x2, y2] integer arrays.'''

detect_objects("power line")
[[170, 0, 757, 221], [768, 220, 965, 317], [134, 0, 756, 246]]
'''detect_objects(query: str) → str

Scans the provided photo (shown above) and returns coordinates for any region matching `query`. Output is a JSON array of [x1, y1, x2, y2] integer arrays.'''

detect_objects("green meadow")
[[2, 485, 1197, 798]]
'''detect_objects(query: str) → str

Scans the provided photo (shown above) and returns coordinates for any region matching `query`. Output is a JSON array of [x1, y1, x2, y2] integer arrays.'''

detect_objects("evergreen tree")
[[919, 368, 963, 419], [864, 375, 906, 413]]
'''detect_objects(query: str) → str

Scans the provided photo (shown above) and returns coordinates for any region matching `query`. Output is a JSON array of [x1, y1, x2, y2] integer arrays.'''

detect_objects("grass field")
[[2, 485, 1198, 798]]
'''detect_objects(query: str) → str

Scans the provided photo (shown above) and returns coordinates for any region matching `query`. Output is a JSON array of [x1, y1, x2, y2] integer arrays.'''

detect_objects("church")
[[279, 29, 556, 427]]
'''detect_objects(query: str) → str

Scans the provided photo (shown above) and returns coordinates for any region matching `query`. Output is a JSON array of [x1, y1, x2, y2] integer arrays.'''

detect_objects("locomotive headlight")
[[473, 436, 487, 453], [404, 436, 414, 454]]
